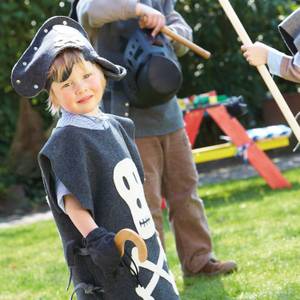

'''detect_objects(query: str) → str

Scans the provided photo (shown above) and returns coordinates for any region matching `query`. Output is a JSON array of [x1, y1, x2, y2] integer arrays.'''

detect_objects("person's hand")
[[85, 227, 121, 274], [136, 3, 166, 37], [241, 42, 270, 66]]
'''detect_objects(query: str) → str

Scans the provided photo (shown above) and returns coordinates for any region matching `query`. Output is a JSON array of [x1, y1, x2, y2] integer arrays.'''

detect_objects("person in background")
[[75, 0, 237, 277]]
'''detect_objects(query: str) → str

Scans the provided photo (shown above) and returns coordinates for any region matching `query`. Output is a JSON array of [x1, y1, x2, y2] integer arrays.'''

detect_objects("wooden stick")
[[114, 228, 148, 262], [218, 0, 300, 143], [161, 26, 211, 59]]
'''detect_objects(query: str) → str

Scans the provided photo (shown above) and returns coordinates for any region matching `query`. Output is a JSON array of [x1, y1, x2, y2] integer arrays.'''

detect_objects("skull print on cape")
[[114, 158, 179, 299], [114, 158, 156, 239]]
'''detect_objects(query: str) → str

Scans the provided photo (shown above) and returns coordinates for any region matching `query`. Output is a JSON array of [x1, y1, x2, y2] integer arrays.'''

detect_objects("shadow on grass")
[[200, 178, 300, 210], [181, 275, 234, 300]]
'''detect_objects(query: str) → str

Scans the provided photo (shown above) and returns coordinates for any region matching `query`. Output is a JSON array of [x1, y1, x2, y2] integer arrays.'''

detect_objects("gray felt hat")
[[278, 8, 300, 55], [11, 16, 126, 98]]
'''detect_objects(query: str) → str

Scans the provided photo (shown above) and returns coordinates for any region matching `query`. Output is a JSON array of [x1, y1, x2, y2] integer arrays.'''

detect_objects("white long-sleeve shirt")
[[267, 47, 300, 83]]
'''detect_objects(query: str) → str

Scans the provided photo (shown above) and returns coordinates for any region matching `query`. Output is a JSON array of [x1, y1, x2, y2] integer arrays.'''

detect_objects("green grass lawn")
[[1, 168, 300, 300]]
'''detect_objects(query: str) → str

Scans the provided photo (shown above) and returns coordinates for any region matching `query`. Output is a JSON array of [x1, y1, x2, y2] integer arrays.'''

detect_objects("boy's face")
[[50, 60, 106, 115]]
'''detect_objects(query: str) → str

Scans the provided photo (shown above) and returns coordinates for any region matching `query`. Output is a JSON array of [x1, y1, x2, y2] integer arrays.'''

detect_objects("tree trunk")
[[8, 98, 46, 178]]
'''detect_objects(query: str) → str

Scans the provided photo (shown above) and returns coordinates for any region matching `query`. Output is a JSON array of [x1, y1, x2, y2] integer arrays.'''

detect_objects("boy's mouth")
[[77, 95, 92, 104]]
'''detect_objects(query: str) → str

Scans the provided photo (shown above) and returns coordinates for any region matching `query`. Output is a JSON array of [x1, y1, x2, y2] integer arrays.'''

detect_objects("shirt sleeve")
[[267, 48, 300, 83], [77, 0, 137, 31], [56, 177, 71, 213], [165, 6, 193, 57], [280, 53, 300, 83], [267, 48, 286, 76]]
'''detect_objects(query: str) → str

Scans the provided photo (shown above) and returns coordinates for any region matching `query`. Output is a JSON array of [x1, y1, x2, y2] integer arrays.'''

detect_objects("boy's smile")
[[51, 60, 106, 116], [77, 95, 93, 104]]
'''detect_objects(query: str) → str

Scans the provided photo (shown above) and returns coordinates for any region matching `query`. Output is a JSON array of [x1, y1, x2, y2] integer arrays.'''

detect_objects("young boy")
[[11, 16, 179, 300], [241, 8, 300, 83]]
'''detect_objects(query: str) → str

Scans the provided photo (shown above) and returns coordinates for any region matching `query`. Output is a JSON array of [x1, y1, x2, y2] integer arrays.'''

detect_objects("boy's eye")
[[83, 73, 92, 79], [62, 82, 71, 89]]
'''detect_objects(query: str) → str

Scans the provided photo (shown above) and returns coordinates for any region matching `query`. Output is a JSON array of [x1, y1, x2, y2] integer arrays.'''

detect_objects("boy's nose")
[[75, 82, 87, 94]]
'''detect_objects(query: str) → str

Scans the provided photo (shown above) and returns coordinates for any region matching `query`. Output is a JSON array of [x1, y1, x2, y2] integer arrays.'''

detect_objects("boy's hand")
[[85, 227, 121, 274], [241, 42, 269, 66], [136, 3, 165, 37]]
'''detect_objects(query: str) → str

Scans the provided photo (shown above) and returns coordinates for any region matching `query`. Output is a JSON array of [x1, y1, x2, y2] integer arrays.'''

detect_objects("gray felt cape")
[[38, 114, 179, 300]]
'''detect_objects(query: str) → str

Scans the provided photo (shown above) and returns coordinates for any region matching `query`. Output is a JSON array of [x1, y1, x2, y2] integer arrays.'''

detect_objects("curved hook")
[[114, 228, 148, 262]]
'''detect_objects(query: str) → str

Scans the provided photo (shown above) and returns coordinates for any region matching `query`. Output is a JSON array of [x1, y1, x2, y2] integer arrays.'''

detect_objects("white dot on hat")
[[22, 62, 27, 66], [44, 29, 48, 33], [63, 21, 68, 25], [16, 80, 21, 85], [34, 47, 38, 51], [33, 84, 39, 89]]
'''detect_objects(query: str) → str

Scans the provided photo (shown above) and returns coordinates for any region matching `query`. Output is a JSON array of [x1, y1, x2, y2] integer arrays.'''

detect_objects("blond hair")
[[47, 49, 88, 115]]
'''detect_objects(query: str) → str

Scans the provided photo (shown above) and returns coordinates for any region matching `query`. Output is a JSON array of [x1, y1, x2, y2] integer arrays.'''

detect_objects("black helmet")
[[123, 28, 183, 108]]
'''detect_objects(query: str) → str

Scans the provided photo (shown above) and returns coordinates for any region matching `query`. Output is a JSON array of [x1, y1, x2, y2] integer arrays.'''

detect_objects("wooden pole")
[[161, 26, 211, 59], [218, 0, 300, 143]]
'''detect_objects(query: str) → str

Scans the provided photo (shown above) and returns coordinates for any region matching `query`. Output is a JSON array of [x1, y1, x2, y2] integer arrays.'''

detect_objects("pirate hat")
[[278, 8, 300, 55], [11, 16, 126, 98]]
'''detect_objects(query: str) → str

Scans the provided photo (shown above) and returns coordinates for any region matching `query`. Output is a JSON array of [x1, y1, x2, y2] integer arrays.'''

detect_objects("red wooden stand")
[[184, 105, 291, 189]]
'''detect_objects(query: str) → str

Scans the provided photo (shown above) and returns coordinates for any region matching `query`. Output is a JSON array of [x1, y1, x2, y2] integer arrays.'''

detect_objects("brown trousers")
[[135, 128, 212, 275]]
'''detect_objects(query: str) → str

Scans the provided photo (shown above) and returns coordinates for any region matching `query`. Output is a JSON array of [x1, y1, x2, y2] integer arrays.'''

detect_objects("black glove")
[[85, 227, 121, 275]]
